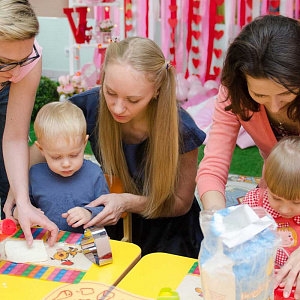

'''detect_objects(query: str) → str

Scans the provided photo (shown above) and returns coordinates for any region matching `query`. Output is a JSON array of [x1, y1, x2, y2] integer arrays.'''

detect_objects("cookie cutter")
[[80, 226, 113, 266]]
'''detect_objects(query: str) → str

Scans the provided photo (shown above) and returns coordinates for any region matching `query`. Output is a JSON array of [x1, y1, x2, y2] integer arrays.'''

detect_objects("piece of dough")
[[5, 239, 48, 263]]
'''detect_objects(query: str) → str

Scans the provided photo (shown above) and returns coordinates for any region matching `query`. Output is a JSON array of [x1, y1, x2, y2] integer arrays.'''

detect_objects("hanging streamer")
[[175, 0, 187, 73], [168, 0, 177, 66], [205, 0, 218, 81], [125, 0, 133, 37], [161, 0, 171, 59], [136, 0, 147, 37]]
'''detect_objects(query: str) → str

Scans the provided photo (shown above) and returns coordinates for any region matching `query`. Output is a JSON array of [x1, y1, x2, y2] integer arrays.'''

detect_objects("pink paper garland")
[[175, 0, 186, 73], [198, 0, 210, 82], [161, 0, 171, 59], [136, 0, 147, 38]]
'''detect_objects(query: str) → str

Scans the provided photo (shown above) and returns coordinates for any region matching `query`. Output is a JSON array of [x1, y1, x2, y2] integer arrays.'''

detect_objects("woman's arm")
[[196, 87, 241, 210], [84, 149, 199, 227], [3, 143, 46, 218], [3, 59, 58, 245]]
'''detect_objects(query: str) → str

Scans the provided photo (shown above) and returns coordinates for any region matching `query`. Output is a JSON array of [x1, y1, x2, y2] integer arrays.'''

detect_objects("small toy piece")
[[274, 286, 295, 300], [157, 287, 179, 300], [80, 226, 113, 266], [0, 219, 17, 236]]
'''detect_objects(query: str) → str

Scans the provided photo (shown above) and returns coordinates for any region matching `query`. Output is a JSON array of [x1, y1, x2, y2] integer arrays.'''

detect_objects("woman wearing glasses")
[[1, 0, 58, 245]]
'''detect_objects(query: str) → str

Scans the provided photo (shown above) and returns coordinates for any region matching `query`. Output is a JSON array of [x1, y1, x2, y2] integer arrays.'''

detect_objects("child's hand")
[[62, 207, 92, 228]]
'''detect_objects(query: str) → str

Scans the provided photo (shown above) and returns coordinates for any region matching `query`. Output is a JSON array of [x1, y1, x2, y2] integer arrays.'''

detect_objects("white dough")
[[5, 239, 48, 263]]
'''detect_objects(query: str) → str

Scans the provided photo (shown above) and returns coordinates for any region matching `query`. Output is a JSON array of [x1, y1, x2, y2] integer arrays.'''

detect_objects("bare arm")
[[3, 59, 58, 245], [201, 191, 226, 210]]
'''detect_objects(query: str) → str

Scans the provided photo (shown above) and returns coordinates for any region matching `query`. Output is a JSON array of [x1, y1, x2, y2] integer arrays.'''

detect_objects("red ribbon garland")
[[205, 0, 217, 81], [240, 0, 246, 28], [146, 0, 149, 37], [170, 0, 177, 66], [125, 0, 132, 38], [185, 0, 193, 78]]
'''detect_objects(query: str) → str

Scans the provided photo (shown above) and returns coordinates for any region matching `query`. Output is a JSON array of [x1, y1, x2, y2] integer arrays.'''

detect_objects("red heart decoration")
[[214, 30, 224, 40], [192, 58, 200, 68], [215, 0, 224, 5], [215, 15, 224, 23], [271, 0, 280, 8], [213, 66, 221, 76], [169, 5, 177, 12], [247, 16, 252, 23], [168, 18, 178, 28], [214, 49, 222, 59], [192, 46, 199, 54], [170, 47, 175, 54], [192, 31, 201, 40], [193, 1, 200, 8], [171, 32, 175, 43], [125, 24, 133, 32], [193, 15, 202, 25], [126, 10, 132, 18], [246, 0, 252, 9]]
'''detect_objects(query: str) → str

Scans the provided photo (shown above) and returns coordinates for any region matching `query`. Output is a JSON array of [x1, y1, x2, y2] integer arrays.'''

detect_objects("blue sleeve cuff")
[[85, 205, 105, 219]]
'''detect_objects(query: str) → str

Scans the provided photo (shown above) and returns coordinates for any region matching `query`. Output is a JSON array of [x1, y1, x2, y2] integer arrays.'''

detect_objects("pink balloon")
[[176, 84, 188, 102], [204, 80, 219, 91], [187, 85, 206, 99], [187, 75, 200, 88]]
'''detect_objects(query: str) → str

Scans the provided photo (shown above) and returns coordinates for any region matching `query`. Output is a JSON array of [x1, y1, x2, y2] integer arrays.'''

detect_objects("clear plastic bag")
[[199, 205, 280, 300]]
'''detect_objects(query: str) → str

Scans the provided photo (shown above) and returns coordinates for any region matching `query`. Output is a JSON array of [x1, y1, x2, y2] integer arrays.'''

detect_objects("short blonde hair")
[[0, 0, 39, 41], [265, 136, 300, 200], [34, 101, 87, 144]]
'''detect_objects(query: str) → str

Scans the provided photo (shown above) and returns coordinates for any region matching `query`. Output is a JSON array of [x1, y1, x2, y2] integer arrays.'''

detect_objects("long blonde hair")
[[99, 37, 180, 218], [0, 0, 39, 41], [265, 136, 300, 201]]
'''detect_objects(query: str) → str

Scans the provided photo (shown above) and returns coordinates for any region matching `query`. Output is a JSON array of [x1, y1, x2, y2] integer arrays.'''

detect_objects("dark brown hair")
[[222, 15, 300, 121]]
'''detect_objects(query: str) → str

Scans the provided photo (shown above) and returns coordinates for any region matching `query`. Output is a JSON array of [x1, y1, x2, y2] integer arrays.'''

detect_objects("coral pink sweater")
[[196, 85, 277, 198]]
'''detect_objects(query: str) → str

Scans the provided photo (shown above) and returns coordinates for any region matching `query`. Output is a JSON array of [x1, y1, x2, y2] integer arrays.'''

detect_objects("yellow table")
[[117, 252, 197, 298], [0, 240, 141, 300]]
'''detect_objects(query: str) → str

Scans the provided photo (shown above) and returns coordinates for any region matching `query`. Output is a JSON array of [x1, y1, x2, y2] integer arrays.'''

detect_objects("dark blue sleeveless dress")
[[71, 88, 206, 258]]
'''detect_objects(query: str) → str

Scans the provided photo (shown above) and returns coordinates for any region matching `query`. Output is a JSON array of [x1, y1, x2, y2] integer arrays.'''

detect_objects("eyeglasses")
[[0, 45, 40, 72]]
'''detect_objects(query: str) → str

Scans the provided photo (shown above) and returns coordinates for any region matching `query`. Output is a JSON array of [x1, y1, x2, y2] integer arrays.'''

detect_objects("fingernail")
[[284, 292, 289, 298]]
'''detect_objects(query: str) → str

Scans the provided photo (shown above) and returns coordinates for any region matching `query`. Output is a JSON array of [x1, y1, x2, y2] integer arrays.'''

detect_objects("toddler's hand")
[[62, 207, 92, 228]]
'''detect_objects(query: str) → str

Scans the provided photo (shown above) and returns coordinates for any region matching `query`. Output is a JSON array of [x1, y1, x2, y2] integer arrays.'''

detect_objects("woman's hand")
[[3, 189, 16, 221], [84, 193, 127, 228], [17, 202, 59, 246], [275, 247, 300, 299]]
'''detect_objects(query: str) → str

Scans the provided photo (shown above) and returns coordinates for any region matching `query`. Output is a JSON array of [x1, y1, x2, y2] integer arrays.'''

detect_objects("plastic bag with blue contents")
[[199, 204, 280, 300]]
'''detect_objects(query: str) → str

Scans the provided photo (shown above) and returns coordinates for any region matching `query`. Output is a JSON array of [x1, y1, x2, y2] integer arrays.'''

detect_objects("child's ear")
[[84, 135, 89, 146], [34, 141, 45, 156]]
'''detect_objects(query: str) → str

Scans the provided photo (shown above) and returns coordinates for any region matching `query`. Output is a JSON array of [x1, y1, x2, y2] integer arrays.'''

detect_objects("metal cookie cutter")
[[80, 226, 113, 266]]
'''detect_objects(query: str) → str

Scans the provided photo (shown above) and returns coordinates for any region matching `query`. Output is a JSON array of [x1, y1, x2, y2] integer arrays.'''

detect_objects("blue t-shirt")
[[71, 88, 206, 257], [29, 159, 109, 233]]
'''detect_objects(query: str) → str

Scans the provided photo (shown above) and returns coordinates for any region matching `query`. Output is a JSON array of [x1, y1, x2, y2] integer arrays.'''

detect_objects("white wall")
[[36, 17, 95, 80]]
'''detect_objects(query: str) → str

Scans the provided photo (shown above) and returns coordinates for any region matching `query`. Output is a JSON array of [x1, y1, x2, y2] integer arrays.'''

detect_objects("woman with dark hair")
[[197, 15, 300, 297]]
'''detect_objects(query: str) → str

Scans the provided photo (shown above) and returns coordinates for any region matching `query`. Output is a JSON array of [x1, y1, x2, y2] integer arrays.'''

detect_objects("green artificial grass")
[[198, 144, 263, 177], [30, 123, 264, 177]]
